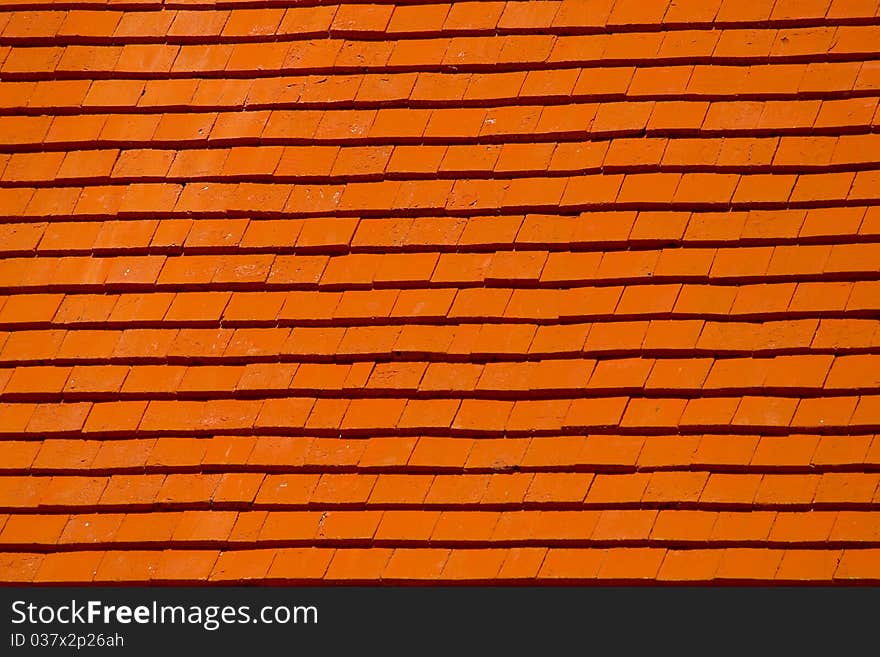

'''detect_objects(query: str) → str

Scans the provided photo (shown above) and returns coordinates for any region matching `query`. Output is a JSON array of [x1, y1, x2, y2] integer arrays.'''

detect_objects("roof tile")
[[0, 0, 875, 585]]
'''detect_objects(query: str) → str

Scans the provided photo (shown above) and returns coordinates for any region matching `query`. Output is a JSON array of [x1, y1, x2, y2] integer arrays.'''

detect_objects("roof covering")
[[1, 0, 880, 584]]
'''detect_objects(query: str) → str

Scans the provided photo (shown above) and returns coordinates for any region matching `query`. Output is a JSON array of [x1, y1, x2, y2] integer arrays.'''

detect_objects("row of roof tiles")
[[3, 209, 875, 255], [0, 177, 878, 222], [1, 394, 880, 435], [3, 472, 880, 510], [5, 31, 880, 76], [8, 137, 880, 185], [3, 1, 880, 39], [3, 354, 879, 398], [4, 546, 880, 584], [5, 433, 878, 472], [2, 319, 878, 361]]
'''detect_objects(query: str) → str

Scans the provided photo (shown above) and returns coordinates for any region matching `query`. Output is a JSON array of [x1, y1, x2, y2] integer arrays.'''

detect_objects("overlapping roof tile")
[[1, 0, 879, 585]]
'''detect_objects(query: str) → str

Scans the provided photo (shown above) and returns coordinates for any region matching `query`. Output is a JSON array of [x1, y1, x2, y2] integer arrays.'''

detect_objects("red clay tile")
[[0, 0, 875, 587], [34, 552, 103, 584]]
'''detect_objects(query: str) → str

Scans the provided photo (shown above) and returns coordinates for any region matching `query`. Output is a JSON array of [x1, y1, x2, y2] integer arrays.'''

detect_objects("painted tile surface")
[[1, 0, 879, 584]]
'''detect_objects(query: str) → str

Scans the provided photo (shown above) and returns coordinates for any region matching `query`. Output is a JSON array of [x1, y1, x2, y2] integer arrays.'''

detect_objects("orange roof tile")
[[0, 0, 878, 585]]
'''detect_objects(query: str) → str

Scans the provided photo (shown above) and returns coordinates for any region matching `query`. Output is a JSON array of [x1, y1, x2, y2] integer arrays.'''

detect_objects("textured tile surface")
[[1, 0, 879, 584]]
